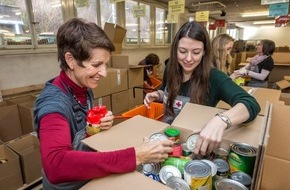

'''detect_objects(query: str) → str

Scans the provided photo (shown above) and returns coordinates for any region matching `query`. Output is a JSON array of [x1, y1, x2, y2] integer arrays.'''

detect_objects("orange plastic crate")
[[143, 76, 162, 93], [122, 102, 164, 121]]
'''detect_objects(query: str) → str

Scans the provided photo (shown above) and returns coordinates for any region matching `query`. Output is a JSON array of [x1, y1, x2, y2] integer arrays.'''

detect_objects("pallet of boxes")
[[0, 87, 43, 190]]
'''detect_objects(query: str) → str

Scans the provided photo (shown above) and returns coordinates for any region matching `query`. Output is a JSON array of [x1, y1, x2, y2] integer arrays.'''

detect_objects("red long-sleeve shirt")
[[39, 71, 136, 184]]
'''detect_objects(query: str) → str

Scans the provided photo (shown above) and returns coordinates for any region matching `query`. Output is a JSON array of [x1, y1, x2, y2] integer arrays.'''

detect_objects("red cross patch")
[[175, 100, 182, 109]]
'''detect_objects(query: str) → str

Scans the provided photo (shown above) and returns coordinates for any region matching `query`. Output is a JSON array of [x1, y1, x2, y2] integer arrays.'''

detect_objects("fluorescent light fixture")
[[242, 12, 268, 17], [51, 3, 61, 8], [253, 20, 275, 24]]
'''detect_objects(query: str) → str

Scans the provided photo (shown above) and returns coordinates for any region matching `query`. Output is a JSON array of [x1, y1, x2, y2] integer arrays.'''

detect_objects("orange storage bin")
[[122, 102, 164, 121], [143, 76, 162, 93]]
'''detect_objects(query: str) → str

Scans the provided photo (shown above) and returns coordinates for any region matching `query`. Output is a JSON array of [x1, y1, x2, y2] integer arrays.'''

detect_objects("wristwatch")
[[215, 112, 232, 130]]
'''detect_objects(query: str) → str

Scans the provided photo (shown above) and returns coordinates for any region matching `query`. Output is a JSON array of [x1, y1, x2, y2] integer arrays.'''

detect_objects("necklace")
[[67, 86, 87, 106]]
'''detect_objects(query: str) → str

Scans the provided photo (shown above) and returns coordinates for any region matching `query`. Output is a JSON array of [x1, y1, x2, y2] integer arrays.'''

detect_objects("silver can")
[[229, 171, 252, 187], [149, 132, 169, 142], [215, 178, 248, 190], [142, 162, 162, 175], [166, 176, 190, 190], [159, 165, 182, 184], [186, 134, 199, 151], [184, 160, 212, 190], [213, 158, 230, 179], [213, 147, 229, 161]]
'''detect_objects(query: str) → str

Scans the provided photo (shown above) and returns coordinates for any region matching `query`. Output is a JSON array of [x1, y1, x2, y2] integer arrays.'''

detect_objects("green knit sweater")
[[160, 67, 260, 122]]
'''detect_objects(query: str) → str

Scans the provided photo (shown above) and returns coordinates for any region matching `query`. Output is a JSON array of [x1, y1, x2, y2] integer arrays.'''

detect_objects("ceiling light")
[[242, 12, 269, 17], [253, 20, 275, 24]]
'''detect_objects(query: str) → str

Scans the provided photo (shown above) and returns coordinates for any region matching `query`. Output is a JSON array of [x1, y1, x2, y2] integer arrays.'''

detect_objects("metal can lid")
[[215, 178, 248, 190], [201, 159, 217, 177], [184, 160, 211, 177], [165, 128, 180, 137], [166, 176, 190, 190], [230, 143, 257, 157], [213, 158, 230, 173], [159, 165, 182, 184], [214, 147, 229, 157], [186, 134, 199, 151], [229, 171, 252, 187], [149, 132, 169, 142], [143, 163, 161, 175]]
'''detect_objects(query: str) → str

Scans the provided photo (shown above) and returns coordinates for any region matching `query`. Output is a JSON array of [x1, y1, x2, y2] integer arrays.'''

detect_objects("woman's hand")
[[99, 111, 114, 130], [135, 138, 173, 165], [144, 91, 160, 108], [193, 116, 227, 156]]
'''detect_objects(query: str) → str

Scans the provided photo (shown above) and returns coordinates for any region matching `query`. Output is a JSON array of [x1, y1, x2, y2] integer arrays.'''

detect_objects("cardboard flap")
[[172, 103, 265, 148], [104, 22, 127, 43], [284, 75, 290, 81], [82, 115, 169, 151], [276, 80, 290, 89], [80, 171, 171, 190]]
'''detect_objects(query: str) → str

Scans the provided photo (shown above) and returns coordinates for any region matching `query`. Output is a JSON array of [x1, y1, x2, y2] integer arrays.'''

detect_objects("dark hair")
[[166, 21, 212, 115], [57, 18, 115, 71], [261, 39, 275, 56], [145, 53, 160, 66]]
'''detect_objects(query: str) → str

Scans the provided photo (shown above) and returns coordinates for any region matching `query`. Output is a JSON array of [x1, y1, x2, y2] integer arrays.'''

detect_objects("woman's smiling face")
[[177, 36, 204, 76]]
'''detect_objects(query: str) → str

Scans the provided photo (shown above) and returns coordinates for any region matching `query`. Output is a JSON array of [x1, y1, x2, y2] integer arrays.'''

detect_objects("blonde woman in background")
[[212, 33, 237, 80]]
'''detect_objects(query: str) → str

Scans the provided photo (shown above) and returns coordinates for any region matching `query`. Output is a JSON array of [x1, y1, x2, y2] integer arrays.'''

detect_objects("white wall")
[[0, 48, 170, 91], [240, 27, 290, 47]]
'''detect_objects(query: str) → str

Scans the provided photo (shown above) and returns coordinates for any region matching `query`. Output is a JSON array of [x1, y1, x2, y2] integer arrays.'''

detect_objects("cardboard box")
[[93, 95, 112, 111], [0, 145, 23, 190], [216, 87, 283, 116], [111, 55, 144, 88], [279, 93, 290, 105], [0, 101, 22, 142], [128, 88, 143, 109], [104, 23, 127, 54], [82, 102, 267, 190], [258, 104, 290, 189], [6, 134, 42, 184], [111, 90, 129, 114], [275, 78, 290, 93]]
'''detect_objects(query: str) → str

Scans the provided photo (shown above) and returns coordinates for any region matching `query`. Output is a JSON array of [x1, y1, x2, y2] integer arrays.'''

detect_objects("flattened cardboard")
[[0, 101, 22, 142], [82, 115, 169, 151], [0, 145, 23, 190], [80, 171, 171, 190], [172, 103, 265, 148], [6, 134, 42, 184]]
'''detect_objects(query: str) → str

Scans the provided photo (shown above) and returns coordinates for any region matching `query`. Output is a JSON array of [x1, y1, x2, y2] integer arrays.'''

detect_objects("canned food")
[[159, 165, 182, 184], [162, 156, 191, 175], [169, 144, 182, 157], [143, 163, 162, 175], [184, 160, 212, 190], [186, 134, 199, 151], [201, 159, 217, 190], [215, 178, 248, 190], [213, 158, 230, 179], [166, 176, 190, 190], [229, 171, 252, 187], [181, 143, 193, 157], [144, 172, 160, 182], [228, 143, 257, 176], [213, 147, 229, 161], [165, 127, 180, 143], [149, 132, 169, 142]]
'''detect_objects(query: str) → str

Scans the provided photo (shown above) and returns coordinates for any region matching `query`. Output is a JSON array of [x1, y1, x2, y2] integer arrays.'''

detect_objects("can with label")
[[181, 143, 193, 157], [229, 171, 252, 188], [215, 178, 248, 190], [159, 165, 182, 184], [201, 160, 217, 190], [143, 162, 162, 175], [213, 147, 229, 161], [144, 172, 160, 182], [213, 158, 230, 180], [184, 160, 212, 190], [166, 176, 190, 190], [149, 132, 168, 142], [165, 127, 180, 143], [228, 143, 257, 176], [162, 156, 191, 175], [186, 134, 199, 152]]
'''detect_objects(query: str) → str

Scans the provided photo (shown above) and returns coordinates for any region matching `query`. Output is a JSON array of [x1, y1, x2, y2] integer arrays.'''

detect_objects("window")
[[155, 7, 172, 45], [100, 0, 116, 28], [76, 0, 98, 23], [125, 1, 138, 45]]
